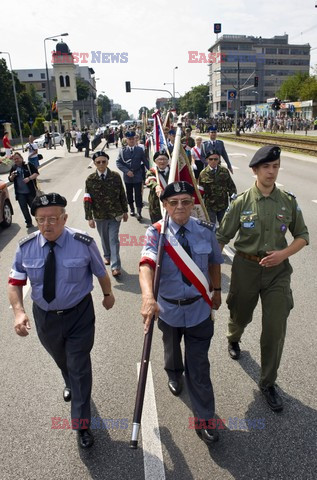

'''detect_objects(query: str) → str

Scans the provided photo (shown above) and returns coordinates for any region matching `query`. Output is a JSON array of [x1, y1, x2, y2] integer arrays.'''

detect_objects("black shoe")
[[130, 211, 135, 217], [196, 427, 219, 445], [136, 213, 143, 221], [77, 428, 94, 448], [26, 223, 33, 228], [63, 387, 71, 402], [260, 385, 283, 412], [228, 341, 241, 360], [168, 379, 183, 396]]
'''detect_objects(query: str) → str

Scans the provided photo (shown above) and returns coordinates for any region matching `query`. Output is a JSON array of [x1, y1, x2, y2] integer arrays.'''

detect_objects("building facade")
[[208, 34, 310, 116]]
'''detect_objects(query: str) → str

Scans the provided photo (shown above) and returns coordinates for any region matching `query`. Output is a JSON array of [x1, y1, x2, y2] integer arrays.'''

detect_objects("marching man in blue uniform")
[[139, 181, 224, 445], [201, 126, 233, 174], [116, 131, 149, 221], [8, 193, 115, 449]]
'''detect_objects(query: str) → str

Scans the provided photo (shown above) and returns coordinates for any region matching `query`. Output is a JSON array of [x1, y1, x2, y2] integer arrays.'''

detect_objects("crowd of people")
[[4, 119, 310, 452]]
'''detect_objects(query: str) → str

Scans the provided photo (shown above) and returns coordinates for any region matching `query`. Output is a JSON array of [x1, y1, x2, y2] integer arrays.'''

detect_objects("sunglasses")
[[166, 199, 194, 207]]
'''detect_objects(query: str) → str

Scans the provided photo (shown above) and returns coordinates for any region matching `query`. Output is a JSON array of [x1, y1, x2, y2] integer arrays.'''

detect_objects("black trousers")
[[16, 192, 35, 225], [33, 294, 95, 429], [125, 182, 143, 211], [158, 316, 215, 421]]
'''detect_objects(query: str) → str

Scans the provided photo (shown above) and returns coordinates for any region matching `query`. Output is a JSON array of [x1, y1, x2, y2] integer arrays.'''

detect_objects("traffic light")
[[254, 76, 259, 87], [272, 98, 281, 111], [125, 81, 131, 93]]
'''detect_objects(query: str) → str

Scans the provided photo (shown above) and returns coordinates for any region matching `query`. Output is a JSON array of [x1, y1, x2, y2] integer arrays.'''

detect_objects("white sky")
[[1, 0, 317, 117]]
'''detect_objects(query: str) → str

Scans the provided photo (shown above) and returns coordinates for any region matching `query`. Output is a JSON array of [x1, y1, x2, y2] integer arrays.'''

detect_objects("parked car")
[[0, 179, 13, 227], [25, 132, 64, 149]]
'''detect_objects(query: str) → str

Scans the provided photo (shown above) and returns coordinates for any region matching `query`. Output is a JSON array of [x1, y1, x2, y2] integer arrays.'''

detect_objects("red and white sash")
[[150, 222, 213, 308]]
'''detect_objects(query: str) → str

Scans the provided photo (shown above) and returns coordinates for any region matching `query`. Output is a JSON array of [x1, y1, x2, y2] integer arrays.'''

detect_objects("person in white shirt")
[[191, 136, 203, 179], [26, 136, 39, 168]]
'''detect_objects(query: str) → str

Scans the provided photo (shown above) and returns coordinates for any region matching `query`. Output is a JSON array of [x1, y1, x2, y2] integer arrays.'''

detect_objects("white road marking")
[[223, 245, 235, 261], [137, 362, 165, 480], [9, 279, 30, 309], [229, 153, 247, 157], [72, 189, 82, 202], [312, 200, 317, 204], [232, 165, 239, 170]]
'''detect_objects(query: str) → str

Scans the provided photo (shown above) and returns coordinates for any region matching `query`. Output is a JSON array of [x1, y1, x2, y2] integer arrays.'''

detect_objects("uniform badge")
[[174, 183, 181, 193], [40, 196, 49, 206], [280, 224, 287, 233]]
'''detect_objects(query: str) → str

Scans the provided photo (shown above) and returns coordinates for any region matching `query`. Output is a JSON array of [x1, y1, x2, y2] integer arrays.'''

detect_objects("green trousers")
[[226, 255, 294, 388]]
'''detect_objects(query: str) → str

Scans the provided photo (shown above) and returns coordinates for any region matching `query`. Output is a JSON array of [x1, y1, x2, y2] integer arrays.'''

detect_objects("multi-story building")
[[208, 34, 310, 116]]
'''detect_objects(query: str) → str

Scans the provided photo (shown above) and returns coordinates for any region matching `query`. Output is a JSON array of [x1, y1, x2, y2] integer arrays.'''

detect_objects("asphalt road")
[[0, 140, 316, 480]]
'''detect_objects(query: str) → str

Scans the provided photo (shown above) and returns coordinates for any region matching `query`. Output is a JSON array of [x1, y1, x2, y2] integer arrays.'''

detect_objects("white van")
[[110, 120, 119, 127]]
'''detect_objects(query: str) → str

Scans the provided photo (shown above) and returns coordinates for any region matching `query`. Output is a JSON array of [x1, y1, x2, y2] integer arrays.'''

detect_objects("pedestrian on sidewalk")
[[8, 152, 39, 228]]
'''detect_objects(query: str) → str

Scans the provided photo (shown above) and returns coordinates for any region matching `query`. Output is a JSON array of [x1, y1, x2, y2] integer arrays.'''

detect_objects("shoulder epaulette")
[[19, 232, 37, 246], [284, 190, 296, 199], [73, 232, 93, 245], [197, 219, 214, 231]]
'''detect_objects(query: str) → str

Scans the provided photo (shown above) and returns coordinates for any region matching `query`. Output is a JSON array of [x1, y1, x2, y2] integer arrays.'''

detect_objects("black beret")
[[92, 151, 109, 161], [205, 150, 219, 158], [125, 131, 135, 138], [31, 193, 67, 216], [153, 150, 169, 161], [160, 181, 195, 201], [249, 145, 281, 167]]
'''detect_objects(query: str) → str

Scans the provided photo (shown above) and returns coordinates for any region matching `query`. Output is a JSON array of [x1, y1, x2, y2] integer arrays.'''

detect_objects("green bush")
[[33, 116, 45, 137], [22, 123, 32, 137]]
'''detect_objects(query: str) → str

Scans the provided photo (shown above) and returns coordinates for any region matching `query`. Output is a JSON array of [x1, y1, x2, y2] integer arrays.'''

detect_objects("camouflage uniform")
[[145, 167, 169, 223], [84, 168, 128, 271], [199, 165, 237, 226], [84, 168, 128, 219]]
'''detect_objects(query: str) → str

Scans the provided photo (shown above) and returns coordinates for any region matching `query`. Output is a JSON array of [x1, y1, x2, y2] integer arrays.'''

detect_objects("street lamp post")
[[173, 66, 178, 108], [44, 33, 68, 149], [0, 51, 24, 151]]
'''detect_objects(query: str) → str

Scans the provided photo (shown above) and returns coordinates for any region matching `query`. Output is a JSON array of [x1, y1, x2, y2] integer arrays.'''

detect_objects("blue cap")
[[168, 129, 176, 135], [207, 126, 217, 132], [125, 131, 135, 138]]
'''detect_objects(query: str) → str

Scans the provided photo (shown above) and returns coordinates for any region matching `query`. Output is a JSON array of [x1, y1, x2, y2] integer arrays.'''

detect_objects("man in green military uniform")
[[199, 150, 237, 227], [84, 151, 128, 277], [145, 151, 170, 224], [217, 145, 309, 412]]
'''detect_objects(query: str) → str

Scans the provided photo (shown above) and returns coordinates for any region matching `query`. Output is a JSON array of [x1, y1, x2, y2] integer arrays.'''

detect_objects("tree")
[[112, 109, 130, 123], [97, 94, 111, 122], [277, 72, 309, 101], [76, 77, 90, 100], [178, 84, 209, 117], [299, 76, 317, 101], [0, 59, 20, 125]]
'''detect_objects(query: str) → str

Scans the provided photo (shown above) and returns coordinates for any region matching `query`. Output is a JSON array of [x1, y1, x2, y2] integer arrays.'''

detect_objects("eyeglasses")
[[95, 160, 107, 164], [35, 214, 64, 225], [166, 199, 194, 207]]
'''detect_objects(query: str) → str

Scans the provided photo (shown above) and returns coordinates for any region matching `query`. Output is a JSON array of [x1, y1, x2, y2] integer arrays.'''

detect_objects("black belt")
[[161, 295, 202, 306], [47, 294, 90, 315]]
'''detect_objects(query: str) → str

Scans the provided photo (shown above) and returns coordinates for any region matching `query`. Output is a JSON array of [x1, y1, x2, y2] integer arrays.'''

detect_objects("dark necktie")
[[178, 226, 192, 286], [101, 173, 106, 181], [43, 241, 56, 303]]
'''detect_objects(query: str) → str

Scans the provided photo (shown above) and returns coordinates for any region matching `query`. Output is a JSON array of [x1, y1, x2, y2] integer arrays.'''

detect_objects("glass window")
[[266, 48, 277, 54], [41, 73, 45, 79], [65, 75, 70, 87], [278, 48, 289, 55], [28, 73, 33, 77], [41, 83, 46, 88], [59, 75, 64, 87]]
